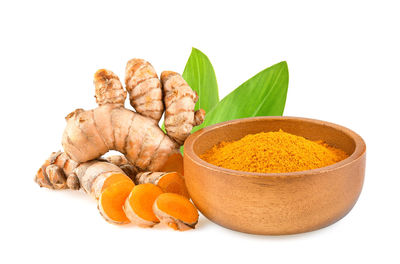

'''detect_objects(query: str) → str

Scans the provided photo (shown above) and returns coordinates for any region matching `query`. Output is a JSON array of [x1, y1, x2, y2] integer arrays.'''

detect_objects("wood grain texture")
[[184, 117, 366, 235]]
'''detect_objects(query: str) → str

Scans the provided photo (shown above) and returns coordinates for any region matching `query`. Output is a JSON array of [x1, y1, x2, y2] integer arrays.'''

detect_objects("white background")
[[1, 1, 399, 263]]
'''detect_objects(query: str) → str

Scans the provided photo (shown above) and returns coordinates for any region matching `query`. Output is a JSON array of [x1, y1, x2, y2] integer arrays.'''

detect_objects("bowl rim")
[[184, 116, 366, 178]]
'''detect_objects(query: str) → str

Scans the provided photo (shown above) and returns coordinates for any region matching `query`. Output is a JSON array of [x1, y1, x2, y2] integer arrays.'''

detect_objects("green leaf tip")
[[183, 47, 219, 113]]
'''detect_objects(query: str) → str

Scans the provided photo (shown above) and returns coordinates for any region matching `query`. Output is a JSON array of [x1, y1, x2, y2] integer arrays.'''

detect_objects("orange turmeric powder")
[[200, 130, 349, 173]]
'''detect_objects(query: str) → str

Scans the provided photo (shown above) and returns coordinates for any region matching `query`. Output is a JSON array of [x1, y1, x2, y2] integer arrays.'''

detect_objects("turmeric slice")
[[123, 183, 163, 227], [153, 193, 199, 231], [98, 180, 135, 224], [135, 172, 189, 198], [92, 172, 134, 200], [159, 153, 184, 176]]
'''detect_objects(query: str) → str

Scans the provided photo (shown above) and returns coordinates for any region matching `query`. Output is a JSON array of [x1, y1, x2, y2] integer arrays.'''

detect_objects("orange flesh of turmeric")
[[157, 172, 189, 198], [155, 193, 198, 224], [99, 180, 135, 224], [128, 184, 163, 223], [200, 130, 349, 173], [101, 173, 133, 192], [160, 153, 184, 175]]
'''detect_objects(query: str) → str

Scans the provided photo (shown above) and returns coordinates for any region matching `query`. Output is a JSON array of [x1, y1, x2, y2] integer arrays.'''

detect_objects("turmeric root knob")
[[94, 69, 127, 106], [45, 165, 67, 190], [35, 151, 80, 190], [161, 71, 205, 145], [125, 59, 164, 122], [98, 180, 135, 224], [123, 184, 163, 227], [153, 193, 199, 231]]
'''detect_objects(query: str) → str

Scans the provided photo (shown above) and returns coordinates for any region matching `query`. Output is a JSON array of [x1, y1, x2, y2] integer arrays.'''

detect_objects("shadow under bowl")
[[183, 116, 366, 235]]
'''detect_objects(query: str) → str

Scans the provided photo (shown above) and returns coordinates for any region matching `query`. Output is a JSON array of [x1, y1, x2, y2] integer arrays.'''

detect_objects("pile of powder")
[[200, 130, 349, 173]]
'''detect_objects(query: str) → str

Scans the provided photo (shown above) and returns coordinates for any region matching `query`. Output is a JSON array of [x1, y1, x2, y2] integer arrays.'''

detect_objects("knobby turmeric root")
[[36, 58, 203, 231], [125, 59, 164, 122], [124, 183, 164, 227], [135, 171, 189, 198], [35, 151, 136, 199], [62, 60, 205, 171], [153, 193, 199, 231], [36, 152, 79, 190], [161, 71, 206, 145], [99, 180, 135, 224]]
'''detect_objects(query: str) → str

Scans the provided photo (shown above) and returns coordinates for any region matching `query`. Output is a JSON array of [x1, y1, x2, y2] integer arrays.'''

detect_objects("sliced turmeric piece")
[[153, 193, 199, 231], [98, 180, 135, 224], [123, 183, 163, 227], [160, 153, 184, 175], [157, 172, 189, 198], [101, 174, 133, 192], [92, 172, 134, 200], [135, 172, 189, 198]]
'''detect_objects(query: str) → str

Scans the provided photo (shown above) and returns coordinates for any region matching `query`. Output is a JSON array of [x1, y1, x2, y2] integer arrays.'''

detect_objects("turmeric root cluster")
[[35, 58, 203, 231]]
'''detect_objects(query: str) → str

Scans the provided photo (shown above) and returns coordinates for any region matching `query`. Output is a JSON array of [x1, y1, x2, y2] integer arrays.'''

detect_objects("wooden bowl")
[[184, 117, 366, 235]]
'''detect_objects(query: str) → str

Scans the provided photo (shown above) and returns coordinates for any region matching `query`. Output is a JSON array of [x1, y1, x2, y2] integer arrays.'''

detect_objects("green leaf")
[[192, 61, 289, 133], [182, 47, 219, 112]]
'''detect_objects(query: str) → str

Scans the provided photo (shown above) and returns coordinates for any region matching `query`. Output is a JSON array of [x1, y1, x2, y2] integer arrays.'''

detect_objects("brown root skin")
[[94, 69, 127, 106], [125, 59, 164, 122], [153, 193, 199, 231], [123, 183, 163, 227], [62, 103, 178, 171], [36, 164, 53, 189], [66, 173, 80, 190], [119, 164, 138, 181], [161, 71, 204, 145], [103, 155, 138, 181], [103, 155, 130, 166], [194, 109, 206, 126], [45, 165, 67, 190], [135, 172, 189, 198], [35, 152, 77, 190]]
